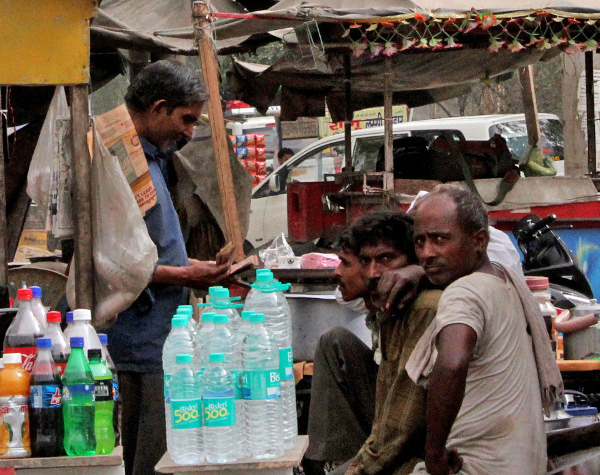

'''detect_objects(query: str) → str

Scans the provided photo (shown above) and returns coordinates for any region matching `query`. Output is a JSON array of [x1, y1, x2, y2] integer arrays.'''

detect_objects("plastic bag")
[[300, 253, 341, 269], [259, 233, 294, 268], [67, 123, 158, 330], [27, 86, 70, 216]]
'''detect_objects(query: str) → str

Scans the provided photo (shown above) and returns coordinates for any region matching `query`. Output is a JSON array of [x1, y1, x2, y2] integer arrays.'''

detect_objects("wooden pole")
[[585, 51, 597, 178], [343, 54, 352, 171], [0, 95, 8, 307], [383, 57, 394, 191], [518, 65, 541, 148], [192, 0, 244, 262], [70, 85, 94, 310]]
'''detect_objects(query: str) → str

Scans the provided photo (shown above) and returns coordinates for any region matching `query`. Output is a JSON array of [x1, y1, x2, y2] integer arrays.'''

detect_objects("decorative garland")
[[341, 9, 600, 57]]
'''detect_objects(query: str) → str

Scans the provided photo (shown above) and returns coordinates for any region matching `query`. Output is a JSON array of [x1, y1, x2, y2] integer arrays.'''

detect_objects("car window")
[[489, 119, 564, 162], [353, 136, 387, 171]]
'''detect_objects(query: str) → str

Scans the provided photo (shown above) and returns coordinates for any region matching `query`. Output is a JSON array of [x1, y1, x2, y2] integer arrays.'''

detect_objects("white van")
[[246, 113, 564, 248]]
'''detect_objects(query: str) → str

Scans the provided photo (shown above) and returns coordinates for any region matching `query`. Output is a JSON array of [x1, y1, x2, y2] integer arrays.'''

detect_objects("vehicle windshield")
[[489, 119, 564, 162]]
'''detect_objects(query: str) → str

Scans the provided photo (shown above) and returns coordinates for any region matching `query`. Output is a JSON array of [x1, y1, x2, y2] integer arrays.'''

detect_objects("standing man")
[[407, 186, 562, 475], [106, 60, 232, 475]]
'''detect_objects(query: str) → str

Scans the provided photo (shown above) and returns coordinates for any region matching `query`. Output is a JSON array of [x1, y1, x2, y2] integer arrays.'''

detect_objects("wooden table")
[[156, 435, 308, 475], [0, 446, 124, 474]]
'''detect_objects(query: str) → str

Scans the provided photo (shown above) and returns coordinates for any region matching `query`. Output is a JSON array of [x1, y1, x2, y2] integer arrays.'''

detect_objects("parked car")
[[246, 114, 564, 249]]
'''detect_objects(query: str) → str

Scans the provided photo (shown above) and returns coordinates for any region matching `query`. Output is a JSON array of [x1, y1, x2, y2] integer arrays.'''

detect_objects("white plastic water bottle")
[[203, 353, 238, 463], [177, 305, 197, 337], [167, 354, 204, 464], [207, 314, 245, 459], [198, 286, 225, 316], [29, 286, 47, 331], [243, 271, 297, 449], [242, 313, 284, 459], [63, 309, 103, 359], [195, 312, 216, 375], [162, 317, 195, 456], [212, 288, 243, 332]]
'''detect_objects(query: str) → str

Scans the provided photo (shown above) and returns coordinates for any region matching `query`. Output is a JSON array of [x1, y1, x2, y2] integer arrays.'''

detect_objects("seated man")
[[407, 186, 562, 475]]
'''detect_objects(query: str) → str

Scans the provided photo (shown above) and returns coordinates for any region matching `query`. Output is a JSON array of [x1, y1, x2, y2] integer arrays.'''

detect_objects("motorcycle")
[[512, 214, 594, 309]]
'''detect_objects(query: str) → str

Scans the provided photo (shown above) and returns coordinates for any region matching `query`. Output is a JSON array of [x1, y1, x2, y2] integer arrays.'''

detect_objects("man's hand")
[[185, 259, 232, 288], [425, 448, 462, 475], [376, 264, 425, 313]]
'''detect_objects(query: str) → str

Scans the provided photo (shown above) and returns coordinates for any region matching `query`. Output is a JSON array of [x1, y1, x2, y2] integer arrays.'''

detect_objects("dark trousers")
[[119, 372, 168, 475], [305, 326, 378, 463]]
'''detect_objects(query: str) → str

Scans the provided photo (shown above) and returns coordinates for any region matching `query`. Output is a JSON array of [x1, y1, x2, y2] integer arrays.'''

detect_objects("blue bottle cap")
[[171, 317, 187, 327], [201, 312, 215, 322], [213, 314, 229, 324], [36, 337, 51, 349], [70, 337, 84, 348], [178, 305, 194, 315], [249, 313, 265, 323], [208, 286, 224, 295], [213, 288, 230, 299], [98, 334, 108, 345], [241, 311, 256, 320], [66, 311, 73, 323], [30, 286, 42, 298], [209, 353, 225, 363], [176, 354, 192, 364]]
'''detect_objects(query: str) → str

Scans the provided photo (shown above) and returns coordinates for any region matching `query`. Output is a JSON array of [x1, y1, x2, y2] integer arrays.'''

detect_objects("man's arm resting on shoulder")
[[425, 323, 476, 475], [152, 259, 231, 289]]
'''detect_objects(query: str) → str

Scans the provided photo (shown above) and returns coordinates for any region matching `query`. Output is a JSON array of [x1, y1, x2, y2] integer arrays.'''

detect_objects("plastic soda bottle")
[[29, 287, 47, 331], [203, 353, 237, 463], [62, 337, 96, 456], [29, 338, 64, 457], [3, 288, 44, 372], [63, 309, 102, 359], [0, 353, 31, 458], [167, 354, 204, 464], [43, 311, 69, 376], [88, 349, 115, 454], [98, 334, 120, 445], [242, 313, 284, 459]]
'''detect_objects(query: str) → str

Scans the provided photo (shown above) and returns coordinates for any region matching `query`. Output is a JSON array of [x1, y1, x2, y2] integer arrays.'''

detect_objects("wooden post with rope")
[[192, 0, 245, 262]]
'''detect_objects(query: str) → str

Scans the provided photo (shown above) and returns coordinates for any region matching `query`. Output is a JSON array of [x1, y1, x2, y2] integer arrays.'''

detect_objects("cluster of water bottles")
[[164, 269, 298, 465], [0, 287, 120, 458]]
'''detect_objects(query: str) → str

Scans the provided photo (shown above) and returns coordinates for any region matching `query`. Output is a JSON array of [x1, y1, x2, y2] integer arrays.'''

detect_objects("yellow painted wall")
[[0, 0, 97, 85]]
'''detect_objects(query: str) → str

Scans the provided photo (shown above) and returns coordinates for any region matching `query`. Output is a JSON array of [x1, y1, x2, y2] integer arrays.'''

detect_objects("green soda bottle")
[[62, 337, 96, 456], [88, 349, 115, 454]]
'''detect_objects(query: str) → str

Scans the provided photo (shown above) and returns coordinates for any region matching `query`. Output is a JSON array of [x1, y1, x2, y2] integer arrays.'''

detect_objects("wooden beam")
[[192, 0, 244, 262], [0, 98, 8, 307], [518, 65, 541, 148], [383, 57, 394, 191], [70, 84, 94, 310], [585, 51, 597, 178], [343, 54, 352, 171]]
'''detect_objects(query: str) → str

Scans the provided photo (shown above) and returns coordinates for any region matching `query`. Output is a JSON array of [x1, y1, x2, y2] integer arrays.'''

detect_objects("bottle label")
[[112, 376, 119, 402], [279, 347, 294, 380], [55, 363, 67, 376], [94, 379, 113, 402], [164, 374, 171, 402], [0, 400, 30, 455], [30, 385, 62, 408], [171, 399, 202, 429], [242, 369, 281, 400], [203, 397, 235, 427], [4, 347, 37, 373], [63, 384, 95, 404], [232, 370, 243, 399]]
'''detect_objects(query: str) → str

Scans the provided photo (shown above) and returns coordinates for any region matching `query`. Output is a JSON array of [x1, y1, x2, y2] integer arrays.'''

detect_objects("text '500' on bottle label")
[[62, 384, 94, 403], [204, 398, 235, 427], [171, 399, 202, 429], [242, 370, 281, 400], [94, 380, 113, 402], [31, 385, 62, 408], [279, 348, 293, 380]]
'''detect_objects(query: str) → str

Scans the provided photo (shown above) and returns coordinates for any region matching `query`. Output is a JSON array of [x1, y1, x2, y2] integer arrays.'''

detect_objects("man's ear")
[[471, 228, 489, 255], [149, 99, 168, 115]]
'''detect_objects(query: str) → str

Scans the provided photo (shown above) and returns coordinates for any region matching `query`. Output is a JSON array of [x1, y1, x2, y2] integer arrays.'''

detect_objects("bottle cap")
[[171, 317, 187, 327], [70, 337, 84, 348], [208, 286, 224, 295], [209, 353, 225, 363], [255, 271, 274, 284], [256, 269, 272, 276], [176, 354, 192, 364], [213, 314, 229, 324], [17, 288, 32, 300], [66, 311, 74, 323], [30, 286, 42, 298], [37, 337, 52, 349], [178, 305, 194, 313], [249, 313, 265, 323], [201, 312, 215, 322], [213, 288, 230, 299], [88, 349, 102, 360], [526, 276, 550, 291], [72, 309, 92, 321], [98, 333, 108, 345], [47, 311, 62, 323], [241, 311, 256, 320], [3, 353, 22, 365]]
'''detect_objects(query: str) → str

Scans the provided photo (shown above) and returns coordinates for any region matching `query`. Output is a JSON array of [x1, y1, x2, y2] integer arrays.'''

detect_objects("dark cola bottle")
[[29, 338, 64, 457]]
